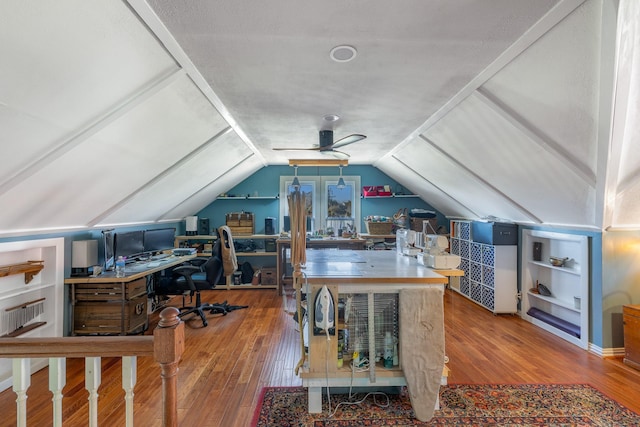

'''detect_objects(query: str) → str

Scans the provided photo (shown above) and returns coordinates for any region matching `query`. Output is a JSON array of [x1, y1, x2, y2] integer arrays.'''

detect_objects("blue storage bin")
[[472, 221, 518, 245]]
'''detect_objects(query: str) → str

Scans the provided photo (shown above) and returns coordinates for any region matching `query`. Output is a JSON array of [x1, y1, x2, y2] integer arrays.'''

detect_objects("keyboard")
[[151, 253, 171, 260]]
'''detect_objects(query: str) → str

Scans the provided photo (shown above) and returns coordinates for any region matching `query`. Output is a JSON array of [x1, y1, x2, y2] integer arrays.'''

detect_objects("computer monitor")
[[114, 230, 144, 261], [143, 228, 176, 254], [102, 229, 115, 271]]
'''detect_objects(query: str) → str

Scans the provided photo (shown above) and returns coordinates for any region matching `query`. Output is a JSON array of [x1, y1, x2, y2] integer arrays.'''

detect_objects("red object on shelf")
[[362, 185, 392, 197]]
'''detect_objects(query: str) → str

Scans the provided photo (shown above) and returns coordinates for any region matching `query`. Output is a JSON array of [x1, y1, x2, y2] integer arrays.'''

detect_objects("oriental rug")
[[252, 384, 640, 426]]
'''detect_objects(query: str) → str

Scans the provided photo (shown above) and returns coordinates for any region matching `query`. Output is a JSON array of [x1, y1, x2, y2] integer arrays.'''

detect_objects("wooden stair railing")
[[0, 307, 185, 427]]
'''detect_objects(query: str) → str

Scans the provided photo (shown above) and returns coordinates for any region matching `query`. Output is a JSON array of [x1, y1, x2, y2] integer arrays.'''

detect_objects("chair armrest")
[[171, 266, 200, 291], [172, 265, 201, 276], [187, 258, 208, 268]]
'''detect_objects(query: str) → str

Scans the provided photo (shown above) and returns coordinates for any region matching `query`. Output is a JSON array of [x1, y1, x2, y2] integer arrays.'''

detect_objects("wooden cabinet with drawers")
[[623, 304, 640, 370], [70, 278, 148, 335]]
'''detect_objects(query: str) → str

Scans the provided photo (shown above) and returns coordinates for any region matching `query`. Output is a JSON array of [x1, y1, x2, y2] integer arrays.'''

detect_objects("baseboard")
[[588, 343, 625, 358]]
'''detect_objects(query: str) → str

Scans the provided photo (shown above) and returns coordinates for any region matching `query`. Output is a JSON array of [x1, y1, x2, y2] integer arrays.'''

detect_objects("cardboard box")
[[261, 267, 277, 285]]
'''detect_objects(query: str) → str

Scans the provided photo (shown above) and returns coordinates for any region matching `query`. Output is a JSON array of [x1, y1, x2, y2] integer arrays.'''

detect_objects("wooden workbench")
[[296, 250, 449, 414]]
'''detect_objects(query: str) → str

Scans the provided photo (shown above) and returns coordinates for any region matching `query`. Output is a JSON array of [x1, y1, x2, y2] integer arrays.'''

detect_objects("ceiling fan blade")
[[321, 149, 351, 159], [329, 134, 366, 149], [272, 146, 320, 151]]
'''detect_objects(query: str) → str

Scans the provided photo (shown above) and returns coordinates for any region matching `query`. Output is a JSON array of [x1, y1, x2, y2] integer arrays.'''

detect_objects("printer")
[[419, 234, 461, 269]]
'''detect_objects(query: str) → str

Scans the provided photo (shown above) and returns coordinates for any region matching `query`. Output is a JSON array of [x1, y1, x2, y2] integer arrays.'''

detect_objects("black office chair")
[[157, 239, 228, 326]]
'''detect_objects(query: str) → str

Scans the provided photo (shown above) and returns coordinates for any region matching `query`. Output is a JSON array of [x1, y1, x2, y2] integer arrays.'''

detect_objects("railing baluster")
[[12, 358, 30, 427], [0, 308, 179, 426], [85, 356, 101, 427], [154, 307, 185, 427], [48, 357, 66, 427], [122, 356, 137, 427]]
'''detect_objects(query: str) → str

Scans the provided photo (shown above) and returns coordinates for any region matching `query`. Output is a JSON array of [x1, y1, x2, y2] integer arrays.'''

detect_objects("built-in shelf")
[[527, 260, 581, 276], [217, 195, 279, 200], [236, 251, 276, 257], [361, 193, 419, 199], [521, 229, 589, 349], [0, 260, 44, 284], [0, 238, 64, 392], [527, 291, 580, 313]]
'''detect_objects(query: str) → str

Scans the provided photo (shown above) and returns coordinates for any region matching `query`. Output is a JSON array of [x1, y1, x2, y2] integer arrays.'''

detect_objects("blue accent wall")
[[196, 165, 447, 234]]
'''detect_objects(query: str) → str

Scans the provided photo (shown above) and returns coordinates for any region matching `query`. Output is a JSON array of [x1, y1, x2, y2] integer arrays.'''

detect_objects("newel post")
[[154, 307, 185, 427]]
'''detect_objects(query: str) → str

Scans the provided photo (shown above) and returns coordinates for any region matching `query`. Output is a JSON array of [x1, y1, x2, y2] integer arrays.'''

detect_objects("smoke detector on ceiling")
[[330, 45, 357, 63]]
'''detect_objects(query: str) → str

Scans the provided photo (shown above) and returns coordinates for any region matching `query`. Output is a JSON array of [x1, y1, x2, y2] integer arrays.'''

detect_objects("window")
[[280, 175, 360, 234]]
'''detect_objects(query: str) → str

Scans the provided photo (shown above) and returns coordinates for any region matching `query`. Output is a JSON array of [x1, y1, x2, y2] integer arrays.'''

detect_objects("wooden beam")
[[288, 159, 348, 167]]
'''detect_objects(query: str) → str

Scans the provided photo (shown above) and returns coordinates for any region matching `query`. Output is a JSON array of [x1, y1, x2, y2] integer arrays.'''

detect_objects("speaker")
[[533, 242, 542, 261], [185, 216, 198, 236], [265, 217, 275, 235], [198, 218, 210, 235], [71, 240, 98, 277]]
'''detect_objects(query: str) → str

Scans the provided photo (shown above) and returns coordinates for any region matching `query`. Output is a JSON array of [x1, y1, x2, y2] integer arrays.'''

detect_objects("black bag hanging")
[[240, 262, 254, 284]]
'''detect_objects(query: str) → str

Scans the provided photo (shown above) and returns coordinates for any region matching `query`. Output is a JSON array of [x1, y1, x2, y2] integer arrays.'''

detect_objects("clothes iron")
[[313, 285, 335, 336]]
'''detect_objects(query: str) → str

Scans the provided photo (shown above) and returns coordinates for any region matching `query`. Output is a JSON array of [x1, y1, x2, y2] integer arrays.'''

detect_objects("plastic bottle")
[[384, 332, 394, 368], [115, 256, 126, 278], [337, 331, 344, 368]]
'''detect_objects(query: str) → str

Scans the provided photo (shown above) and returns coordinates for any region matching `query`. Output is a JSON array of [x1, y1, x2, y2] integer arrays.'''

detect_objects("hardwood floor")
[[1, 287, 639, 426]]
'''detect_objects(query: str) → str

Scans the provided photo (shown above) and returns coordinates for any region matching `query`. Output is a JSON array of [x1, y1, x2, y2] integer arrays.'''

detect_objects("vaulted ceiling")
[[1, 0, 638, 237]]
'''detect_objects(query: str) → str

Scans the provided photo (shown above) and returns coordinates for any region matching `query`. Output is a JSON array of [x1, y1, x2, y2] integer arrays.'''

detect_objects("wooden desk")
[[296, 250, 448, 413], [65, 255, 195, 335], [432, 268, 464, 289], [276, 237, 366, 294]]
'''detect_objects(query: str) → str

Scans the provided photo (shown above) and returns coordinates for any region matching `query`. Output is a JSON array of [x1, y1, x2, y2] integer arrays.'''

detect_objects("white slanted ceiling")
[[0, 1, 263, 235], [378, 0, 613, 229], [1, 0, 638, 236]]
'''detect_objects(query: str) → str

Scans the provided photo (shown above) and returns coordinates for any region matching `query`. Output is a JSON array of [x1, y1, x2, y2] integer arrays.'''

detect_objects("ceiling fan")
[[273, 130, 366, 159]]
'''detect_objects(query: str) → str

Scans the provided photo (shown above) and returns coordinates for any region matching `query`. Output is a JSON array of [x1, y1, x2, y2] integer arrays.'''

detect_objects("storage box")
[[365, 221, 394, 235], [410, 217, 437, 233], [261, 267, 277, 285], [226, 212, 255, 235], [471, 221, 518, 245], [362, 185, 392, 197], [264, 239, 276, 253]]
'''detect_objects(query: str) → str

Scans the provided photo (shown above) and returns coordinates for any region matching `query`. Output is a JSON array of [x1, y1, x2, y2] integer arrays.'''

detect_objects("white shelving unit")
[[449, 220, 518, 314], [0, 238, 65, 391], [520, 229, 589, 349]]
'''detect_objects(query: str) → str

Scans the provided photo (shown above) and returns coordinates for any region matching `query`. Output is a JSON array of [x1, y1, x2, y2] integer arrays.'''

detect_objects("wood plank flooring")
[[0, 287, 638, 426]]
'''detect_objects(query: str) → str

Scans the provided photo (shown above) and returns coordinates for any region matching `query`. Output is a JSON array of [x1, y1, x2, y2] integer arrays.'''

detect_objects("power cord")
[[326, 359, 389, 418]]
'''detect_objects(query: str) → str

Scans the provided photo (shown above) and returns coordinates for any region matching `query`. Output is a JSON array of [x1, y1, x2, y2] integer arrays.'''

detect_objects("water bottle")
[[115, 256, 126, 278], [384, 332, 394, 368]]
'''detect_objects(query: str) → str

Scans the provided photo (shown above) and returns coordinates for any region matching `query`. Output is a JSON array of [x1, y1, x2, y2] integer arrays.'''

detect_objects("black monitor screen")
[[114, 230, 144, 261], [143, 228, 176, 254], [103, 229, 115, 270]]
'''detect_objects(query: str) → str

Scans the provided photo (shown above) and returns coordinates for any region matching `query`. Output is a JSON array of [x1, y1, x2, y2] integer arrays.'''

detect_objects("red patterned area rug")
[[251, 384, 640, 426]]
